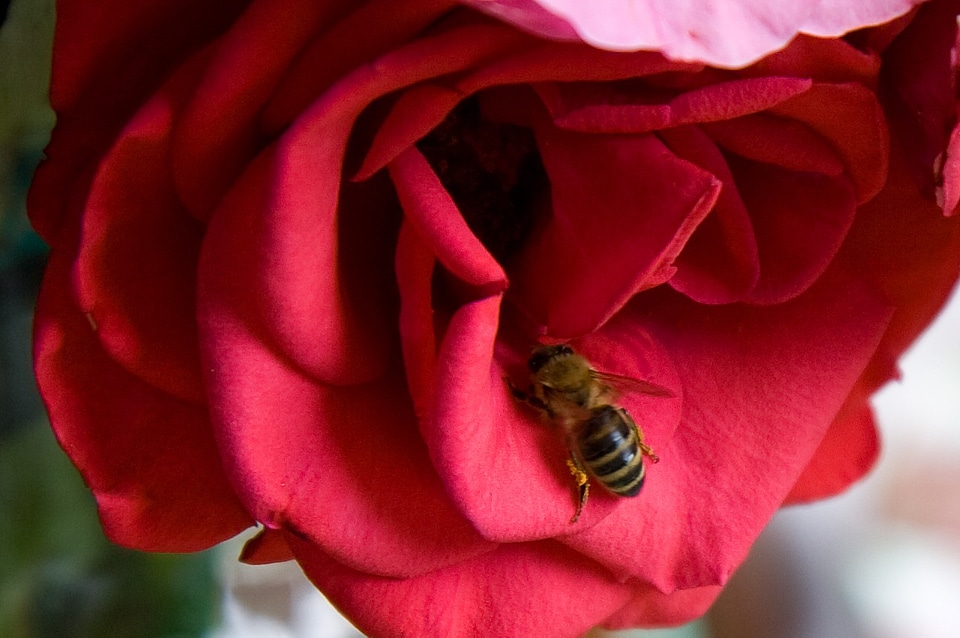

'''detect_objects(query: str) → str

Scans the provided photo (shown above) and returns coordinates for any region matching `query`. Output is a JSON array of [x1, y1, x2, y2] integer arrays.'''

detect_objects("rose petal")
[[75, 57, 206, 403], [35, 237, 252, 552], [784, 396, 879, 503], [425, 295, 682, 540], [743, 34, 880, 86], [842, 147, 960, 370], [800, 0, 929, 37], [460, 0, 921, 67], [509, 125, 720, 338], [355, 84, 465, 182], [173, 0, 464, 218], [259, 0, 461, 133], [289, 536, 632, 638], [458, 43, 703, 90], [356, 44, 700, 180], [657, 125, 760, 304], [768, 83, 889, 204], [942, 124, 960, 216], [877, 0, 959, 204], [603, 583, 723, 629], [395, 221, 440, 419], [171, 0, 350, 218], [219, 21, 553, 385], [559, 264, 892, 591], [28, 0, 247, 240], [730, 155, 859, 304], [389, 147, 507, 291], [198, 220, 494, 576], [239, 528, 296, 565], [540, 77, 813, 135], [701, 114, 847, 177]]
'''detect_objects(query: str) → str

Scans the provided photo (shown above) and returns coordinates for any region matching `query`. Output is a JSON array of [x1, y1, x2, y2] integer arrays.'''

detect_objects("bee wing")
[[591, 370, 676, 398]]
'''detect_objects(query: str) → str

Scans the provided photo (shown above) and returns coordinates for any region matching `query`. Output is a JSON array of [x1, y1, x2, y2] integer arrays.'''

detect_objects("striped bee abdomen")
[[577, 405, 645, 497]]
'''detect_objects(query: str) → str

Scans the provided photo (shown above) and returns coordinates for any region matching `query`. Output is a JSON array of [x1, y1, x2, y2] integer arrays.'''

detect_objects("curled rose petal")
[[36, 238, 252, 551], [198, 159, 496, 578], [75, 56, 207, 403], [657, 125, 760, 304], [509, 125, 721, 337], [288, 535, 633, 638]]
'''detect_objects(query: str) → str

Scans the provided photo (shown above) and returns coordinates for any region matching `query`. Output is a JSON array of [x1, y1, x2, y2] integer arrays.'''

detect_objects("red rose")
[[30, 0, 960, 635]]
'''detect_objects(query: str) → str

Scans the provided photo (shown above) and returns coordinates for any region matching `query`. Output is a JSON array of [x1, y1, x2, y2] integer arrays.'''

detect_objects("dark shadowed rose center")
[[417, 95, 549, 267]]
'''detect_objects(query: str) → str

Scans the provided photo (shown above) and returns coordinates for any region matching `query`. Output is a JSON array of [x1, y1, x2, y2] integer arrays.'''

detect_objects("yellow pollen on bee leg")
[[566, 459, 588, 486]]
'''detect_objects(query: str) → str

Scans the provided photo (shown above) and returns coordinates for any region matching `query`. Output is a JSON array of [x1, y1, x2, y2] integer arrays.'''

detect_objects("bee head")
[[528, 344, 574, 373]]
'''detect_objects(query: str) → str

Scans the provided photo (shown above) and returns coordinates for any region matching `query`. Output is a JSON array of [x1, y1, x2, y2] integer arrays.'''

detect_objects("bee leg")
[[617, 407, 660, 464], [565, 456, 590, 523], [504, 376, 527, 400], [504, 377, 550, 412], [637, 439, 659, 464]]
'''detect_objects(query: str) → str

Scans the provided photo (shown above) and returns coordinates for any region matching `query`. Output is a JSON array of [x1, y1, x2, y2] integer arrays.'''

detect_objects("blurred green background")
[[0, 1, 223, 636]]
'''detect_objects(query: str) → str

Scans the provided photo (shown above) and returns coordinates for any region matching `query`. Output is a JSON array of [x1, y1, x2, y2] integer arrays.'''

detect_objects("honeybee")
[[508, 344, 674, 523]]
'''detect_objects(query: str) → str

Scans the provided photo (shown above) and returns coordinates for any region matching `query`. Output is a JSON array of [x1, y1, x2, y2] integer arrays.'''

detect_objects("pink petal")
[[801, 0, 929, 37], [558, 264, 892, 591], [460, 0, 924, 67], [35, 238, 253, 552], [509, 124, 720, 338], [942, 124, 960, 216], [289, 536, 633, 638], [75, 57, 206, 403]]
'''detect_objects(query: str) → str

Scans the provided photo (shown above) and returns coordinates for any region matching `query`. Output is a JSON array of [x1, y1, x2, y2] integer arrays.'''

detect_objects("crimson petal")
[[28, 0, 247, 240], [35, 239, 252, 552], [75, 57, 207, 403], [198, 193, 494, 576], [659, 125, 760, 304], [509, 125, 720, 338], [784, 396, 879, 504], [289, 536, 632, 638], [559, 264, 892, 591]]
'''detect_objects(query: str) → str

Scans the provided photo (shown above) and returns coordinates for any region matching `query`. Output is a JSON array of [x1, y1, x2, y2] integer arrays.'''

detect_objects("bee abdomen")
[[578, 405, 645, 498]]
